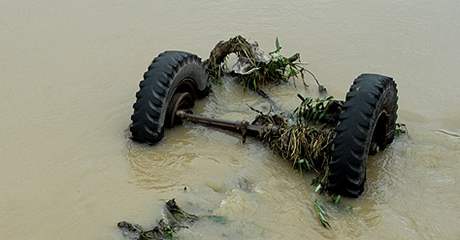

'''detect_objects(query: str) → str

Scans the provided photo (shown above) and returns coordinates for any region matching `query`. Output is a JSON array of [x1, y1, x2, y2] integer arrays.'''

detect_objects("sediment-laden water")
[[1, 0, 459, 239]]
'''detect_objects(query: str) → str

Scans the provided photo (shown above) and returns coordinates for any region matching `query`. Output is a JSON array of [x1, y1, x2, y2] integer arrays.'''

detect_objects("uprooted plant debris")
[[205, 35, 327, 94], [118, 199, 226, 240], [252, 95, 343, 188], [118, 199, 196, 240]]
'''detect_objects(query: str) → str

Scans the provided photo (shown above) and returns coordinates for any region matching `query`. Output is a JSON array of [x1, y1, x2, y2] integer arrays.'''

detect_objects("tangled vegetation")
[[118, 199, 197, 240], [250, 96, 346, 228], [253, 95, 342, 187], [205, 35, 326, 93], [118, 199, 225, 240]]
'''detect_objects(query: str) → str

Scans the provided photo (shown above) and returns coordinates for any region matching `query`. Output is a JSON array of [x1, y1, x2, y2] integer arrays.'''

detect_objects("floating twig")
[[437, 129, 460, 138]]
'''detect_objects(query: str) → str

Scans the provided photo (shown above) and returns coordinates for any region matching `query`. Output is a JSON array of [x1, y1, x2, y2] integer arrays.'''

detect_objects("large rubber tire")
[[328, 74, 398, 197], [130, 51, 210, 144]]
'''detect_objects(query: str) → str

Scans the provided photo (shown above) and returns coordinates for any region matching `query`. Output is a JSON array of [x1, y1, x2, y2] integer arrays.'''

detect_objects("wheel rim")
[[165, 92, 195, 128], [370, 111, 390, 153]]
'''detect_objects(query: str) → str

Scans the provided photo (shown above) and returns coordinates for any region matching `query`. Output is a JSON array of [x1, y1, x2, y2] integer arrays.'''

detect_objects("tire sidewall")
[[158, 62, 206, 129], [360, 80, 397, 186]]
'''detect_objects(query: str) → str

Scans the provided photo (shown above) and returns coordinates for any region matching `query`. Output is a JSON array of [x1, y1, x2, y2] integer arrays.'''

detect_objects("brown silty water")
[[1, 0, 459, 239]]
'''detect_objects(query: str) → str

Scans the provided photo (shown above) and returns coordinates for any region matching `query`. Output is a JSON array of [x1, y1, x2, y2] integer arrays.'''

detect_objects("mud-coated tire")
[[327, 74, 398, 197], [130, 51, 210, 144]]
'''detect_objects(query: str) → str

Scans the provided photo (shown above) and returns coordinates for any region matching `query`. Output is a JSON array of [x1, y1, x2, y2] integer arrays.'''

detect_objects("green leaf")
[[275, 37, 281, 51], [333, 195, 341, 205], [206, 215, 227, 224], [315, 184, 322, 192], [314, 199, 331, 229], [284, 65, 292, 79]]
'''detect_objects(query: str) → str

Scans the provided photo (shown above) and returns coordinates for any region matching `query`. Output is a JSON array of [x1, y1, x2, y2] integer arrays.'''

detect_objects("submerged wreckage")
[[129, 36, 399, 197], [118, 199, 201, 240], [123, 35, 401, 237]]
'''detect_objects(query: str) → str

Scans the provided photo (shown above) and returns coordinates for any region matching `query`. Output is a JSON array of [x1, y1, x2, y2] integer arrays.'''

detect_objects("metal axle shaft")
[[176, 110, 268, 142]]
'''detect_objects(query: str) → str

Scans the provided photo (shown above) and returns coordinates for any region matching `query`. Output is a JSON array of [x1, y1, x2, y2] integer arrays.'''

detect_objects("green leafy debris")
[[205, 215, 228, 224], [332, 194, 341, 205], [314, 199, 331, 229], [117, 199, 225, 240], [205, 35, 309, 91], [395, 123, 408, 137]]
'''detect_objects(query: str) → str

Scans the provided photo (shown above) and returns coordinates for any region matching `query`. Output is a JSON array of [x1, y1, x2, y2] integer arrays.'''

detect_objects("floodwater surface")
[[1, 0, 459, 239]]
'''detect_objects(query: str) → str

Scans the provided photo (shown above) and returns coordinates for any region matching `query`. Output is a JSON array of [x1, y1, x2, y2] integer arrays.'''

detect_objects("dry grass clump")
[[253, 96, 343, 186]]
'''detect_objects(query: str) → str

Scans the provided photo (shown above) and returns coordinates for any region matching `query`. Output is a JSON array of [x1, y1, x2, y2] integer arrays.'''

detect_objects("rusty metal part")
[[168, 89, 280, 141], [166, 92, 195, 128], [176, 110, 278, 140]]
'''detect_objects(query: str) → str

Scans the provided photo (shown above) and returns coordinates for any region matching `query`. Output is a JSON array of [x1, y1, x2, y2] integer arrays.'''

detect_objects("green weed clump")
[[205, 36, 307, 91]]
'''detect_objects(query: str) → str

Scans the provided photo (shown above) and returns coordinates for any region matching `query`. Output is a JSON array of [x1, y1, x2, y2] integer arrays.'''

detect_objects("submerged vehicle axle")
[[129, 50, 399, 197]]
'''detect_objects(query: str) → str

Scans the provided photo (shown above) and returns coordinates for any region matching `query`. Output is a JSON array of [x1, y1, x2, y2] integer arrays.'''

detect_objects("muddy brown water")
[[1, 0, 460, 239]]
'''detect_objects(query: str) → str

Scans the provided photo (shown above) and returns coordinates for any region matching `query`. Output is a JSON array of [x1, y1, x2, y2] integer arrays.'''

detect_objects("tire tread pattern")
[[130, 51, 209, 144], [328, 73, 398, 197]]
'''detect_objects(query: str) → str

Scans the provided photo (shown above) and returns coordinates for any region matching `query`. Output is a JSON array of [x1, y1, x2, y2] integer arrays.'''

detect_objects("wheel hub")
[[165, 92, 195, 128]]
